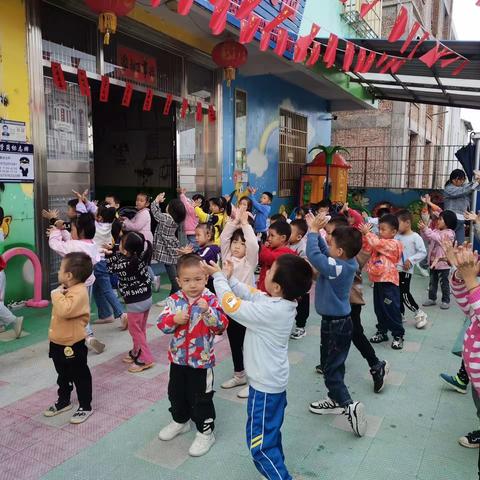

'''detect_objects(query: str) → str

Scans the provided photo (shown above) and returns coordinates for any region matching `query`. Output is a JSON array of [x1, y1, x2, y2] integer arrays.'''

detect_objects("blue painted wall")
[[300, 0, 356, 37], [222, 74, 331, 212]]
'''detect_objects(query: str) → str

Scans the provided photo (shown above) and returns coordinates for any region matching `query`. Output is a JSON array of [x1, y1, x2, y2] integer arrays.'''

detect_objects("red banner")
[[306, 42, 321, 67], [196, 102, 203, 122], [239, 15, 261, 44], [143, 88, 154, 111], [121, 83, 133, 107], [51, 62, 67, 91], [77, 69, 91, 97], [209, 0, 229, 35], [178, 0, 194, 15], [208, 105, 216, 123], [99, 75, 110, 103], [181, 98, 189, 119], [163, 94, 174, 116], [116, 46, 157, 87]]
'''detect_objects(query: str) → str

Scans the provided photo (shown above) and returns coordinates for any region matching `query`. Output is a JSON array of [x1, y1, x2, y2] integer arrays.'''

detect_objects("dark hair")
[[316, 199, 332, 210], [192, 194, 208, 213], [168, 198, 186, 225], [97, 205, 116, 224], [63, 252, 93, 283], [446, 169, 466, 186], [226, 192, 253, 218], [293, 207, 306, 218], [331, 226, 362, 259], [209, 197, 225, 212], [440, 210, 458, 230], [238, 196, 253, 211], [379, 213, 399, 231], [177, 253, 203, 274], [269, 220, 291, 241], [196, 222, 216, 243], [105, 193, 120, 205], [231, 228, 246, 244], [67, 199, 79, 209], [121, 232, 153, 271], [290, 219, 308, 238], [262, 191, 273, 203], [272, 255, 313, 301], [270, 213, 287, 223], [72, 213, 95, 239], [137, 192, 151, 204], [396, 209, 412, 223], [376, 207, 391, 218], [0, 206, 4, 225], [328, 215, 349, 228]]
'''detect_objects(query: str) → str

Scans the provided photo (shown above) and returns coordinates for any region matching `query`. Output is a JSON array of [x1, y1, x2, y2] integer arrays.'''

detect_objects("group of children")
[[36, 180, 480, 479]]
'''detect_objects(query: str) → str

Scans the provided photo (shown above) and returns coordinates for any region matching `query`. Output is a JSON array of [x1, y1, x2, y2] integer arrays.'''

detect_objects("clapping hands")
[[305, 212, 328, 233]]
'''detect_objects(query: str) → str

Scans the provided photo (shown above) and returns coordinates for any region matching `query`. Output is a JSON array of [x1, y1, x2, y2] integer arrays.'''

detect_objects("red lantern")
[[84, 0, 136, 45], [212, 40, 248, 87]]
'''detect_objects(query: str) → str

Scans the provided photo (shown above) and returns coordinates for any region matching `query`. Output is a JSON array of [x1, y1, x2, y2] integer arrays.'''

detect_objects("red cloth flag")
[[77, 69, 91, 97], [263, 6, 296, 34], [143, 88, 153, 111], [163, 94, 174, 116], [400, 22, 421, 54], [407, 31, 430, 59], [343, 42, 355, 71], [306, 42, 321, 67], [208, 105, 216, 123], [440, 56, 461, 68], [353, 48, 367, 73], [196, 102, 203, 122], [236, 0, 262, 20], [121, 83, 133, 107], [239, 14, 261, 44], [99, 75, 110, 103], [181, 98, 189, 119], [360, 51, 377, 73], [293, 23, 320, 63], [323, 34, 338, 69], [209, 0, 229, 35], [419, 42, 452, 68], [452, 60, 468, 76], [51, 62, 67, 91], [376, 52, 388, 68], [274, 28, 289, 57], [360, 0, 381, 18], [388, 6, 408, 42], [178, 0, 194, 15]]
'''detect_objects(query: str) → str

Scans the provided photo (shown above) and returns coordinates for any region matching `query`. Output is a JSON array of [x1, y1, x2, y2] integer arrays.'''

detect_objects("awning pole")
[[470, 133, 480, 244]]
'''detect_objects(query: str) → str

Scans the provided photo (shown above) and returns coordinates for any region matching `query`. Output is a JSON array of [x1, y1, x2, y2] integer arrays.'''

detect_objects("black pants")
[[351, 304, 379, 369], [226, 318, 246, 373], [428, 269, 450, 303], [373, 282, 405, 337], [49, 340, 92, 411], [458, 360, 470, 385], [168, 363, 216, 433], [399, 272, 419, 315], [295, 292, 310, 329]]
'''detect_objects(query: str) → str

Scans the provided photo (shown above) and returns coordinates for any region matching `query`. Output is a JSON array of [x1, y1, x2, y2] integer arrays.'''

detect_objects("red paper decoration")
[[99, 75, 110, 102], [360, 50, 376, 73], [208, 105, 216, 123], [343, 42, 355, 71], [163, 94, 173, 115], [400, 22, 421, 54], [212, 39, 248, 86], [306, 42, 321, 67], [181, 98, 189, 119], [143, 88, 153, 111], [376, 52, 388, 68], [360, 0, 381, 18], [121, 82, 133, 107], [77, 69, 91, 97], [51, 62, 67, 91], [323, 34, 338, 69], [262, 5, 296, 37], [196, 102, 203, 122], [353, 48, 367, 73], [177, 0, 194, 15], [388, 6, 408, 42], [293, 23, 320, 63], [419, 42, 452, 68], [236, 0, 262, 20], [274, 28, 289, 57], [239, 14, 261, 44], [452, 60, 468, 76], [440, 56, 461, 68], [407, 32, 429, 59], [209, 0, 229, 35]]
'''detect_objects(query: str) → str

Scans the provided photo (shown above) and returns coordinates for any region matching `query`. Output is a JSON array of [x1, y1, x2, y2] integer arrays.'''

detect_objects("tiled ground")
[[0, 274, 478, 480]]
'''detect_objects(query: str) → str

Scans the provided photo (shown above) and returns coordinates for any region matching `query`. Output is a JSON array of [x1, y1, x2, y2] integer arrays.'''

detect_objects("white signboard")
[[0, 120, 26, 142], [0, 142, 34, 182]]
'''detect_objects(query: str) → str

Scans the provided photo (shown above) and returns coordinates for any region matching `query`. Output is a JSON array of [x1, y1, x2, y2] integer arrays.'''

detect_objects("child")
[[247, 186, 272, 241], [48, 214, 105, 354], [43, 252, 94, 424], [150, 192, 186, 297], [306, 213, 367, 436], [105, 232, 155, 373], [194, 197, 225, 245], [419, 210, 457, 310], [395, 210, 428, 328], [362, 207, 391, 235], [121, 192, 153, 244], [360, 214, 404, 349], [323, 216, 389, 393], [157, 254, 228, 457], [219, 206, 259, 399], [178, 188, 199, 247], [208, 254, 313, 478], [289, 219, 310, 339], [257, 221, 296, 293], [105, 193, 121, 210]]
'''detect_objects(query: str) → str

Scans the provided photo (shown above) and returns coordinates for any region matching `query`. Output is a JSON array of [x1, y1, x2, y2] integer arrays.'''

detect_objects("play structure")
[[2, 248, 49, 308]]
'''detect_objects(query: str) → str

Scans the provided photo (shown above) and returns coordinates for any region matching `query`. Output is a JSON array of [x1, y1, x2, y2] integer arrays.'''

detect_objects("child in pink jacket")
[[178, 188, 199, 246], [122, 192, 153, 244]]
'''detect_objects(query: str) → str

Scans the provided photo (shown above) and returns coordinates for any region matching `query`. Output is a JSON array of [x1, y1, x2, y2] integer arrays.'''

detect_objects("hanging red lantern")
[[84, 0, 136, 45], [211, 40, 248, 87]]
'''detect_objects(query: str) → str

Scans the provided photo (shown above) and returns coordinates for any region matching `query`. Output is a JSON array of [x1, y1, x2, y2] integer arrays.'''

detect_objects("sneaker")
[[440, 302, 450, 310], [221, 375, 247, 389], [85, 336, 105, 354], [117, 313, 128, 331], [237, 386, 249, 398], [391, 336, 404, 350], [159, 421, 191, 441], [370, 361, 390, 393], [459, 430, 480, 448], [128, 361, 154, 373], [309, 397, 344, 415], [344, 402, 367, 437], [439, 373, 468, 394], [13, 316, 23, 339], [123, 349, 138, 364], [290, 327, 306, 340], [370, 331, 389, 344], [188, 431, 215, 457], [152, 275, 161, 293], [422, 299, 436, 307], [43, 403, 73, 417], [70, 408, 93, 424], [315, 364, 324, 375], [415, 310, 428, 329]]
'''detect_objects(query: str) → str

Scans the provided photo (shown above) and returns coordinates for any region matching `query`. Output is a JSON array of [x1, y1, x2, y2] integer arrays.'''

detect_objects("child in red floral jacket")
[[157, 253, 228, 458]]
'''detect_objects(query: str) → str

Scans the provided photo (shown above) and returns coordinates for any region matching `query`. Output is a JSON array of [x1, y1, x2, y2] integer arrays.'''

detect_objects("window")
[[278, 109, 307, 198], [186, 62, 215, 103]]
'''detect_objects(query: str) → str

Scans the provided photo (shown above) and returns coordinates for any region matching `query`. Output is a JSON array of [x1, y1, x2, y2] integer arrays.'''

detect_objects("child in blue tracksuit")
[[247, 187, 272, 241], [208, 254, 313, 480], [305, 213, 368, 437]]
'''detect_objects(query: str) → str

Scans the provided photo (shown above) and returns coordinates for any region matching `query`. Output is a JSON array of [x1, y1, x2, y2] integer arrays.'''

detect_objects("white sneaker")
[[415, 310, 428, 329], [344, 402, 367, 437], [221, 375, 247, 389], [309, 397, 344, 415], [13, 316, 23, 339], [188, 431, 215, 457], [152, 276, 161, 293], [158, 421, 191, 441], [237, 386, 250, 398], [85, 336, 105, 354]]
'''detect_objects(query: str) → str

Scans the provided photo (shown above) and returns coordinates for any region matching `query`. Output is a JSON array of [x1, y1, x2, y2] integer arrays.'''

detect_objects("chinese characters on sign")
[[0, 142, 34, 182], [116, 46, 157, 87]]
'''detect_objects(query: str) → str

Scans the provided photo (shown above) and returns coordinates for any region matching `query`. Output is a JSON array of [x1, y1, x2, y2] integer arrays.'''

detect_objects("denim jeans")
[[373, 282, 405, 338], [455, 220, 465, 245], [321, 315, 353, 407], [151, 262, 180, 295], [428, 269, 450, 304], [187, 234, 198, 250], [92, 261, 124, 320]]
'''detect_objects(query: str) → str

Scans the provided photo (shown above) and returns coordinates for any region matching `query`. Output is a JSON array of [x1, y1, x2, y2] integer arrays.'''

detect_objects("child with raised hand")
[[419, 209, 457, 310], [178, 188, 199, 247], [219, 205, 259, 398], [44, 252, 94, 424], [395, 210, 428, 328], [121, 192, 153, 243], [194, 197, 225, 245], [157, 254, 228, 457], [306, 212, 368, 437], [247, 186, 272, 242], [207, 254, 313, 479], [360, 215, 405, 350], [150, 192, 186, 297], [105, 232, 154, 373]]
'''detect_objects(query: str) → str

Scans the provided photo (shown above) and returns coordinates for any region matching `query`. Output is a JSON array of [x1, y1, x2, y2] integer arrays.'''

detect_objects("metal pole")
[[469, 133, 480, 244]]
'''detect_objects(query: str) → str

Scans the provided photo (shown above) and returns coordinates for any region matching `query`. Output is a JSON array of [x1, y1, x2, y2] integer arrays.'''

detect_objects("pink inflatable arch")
[[2, 248, 49, 308]]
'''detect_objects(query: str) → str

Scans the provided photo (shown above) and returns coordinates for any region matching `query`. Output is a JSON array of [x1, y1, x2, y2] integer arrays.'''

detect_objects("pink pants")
[[127, 310, 154, 364]]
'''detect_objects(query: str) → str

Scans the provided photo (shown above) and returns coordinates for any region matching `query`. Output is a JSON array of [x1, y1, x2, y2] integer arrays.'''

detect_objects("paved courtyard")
[[0, 274, 478, 480]]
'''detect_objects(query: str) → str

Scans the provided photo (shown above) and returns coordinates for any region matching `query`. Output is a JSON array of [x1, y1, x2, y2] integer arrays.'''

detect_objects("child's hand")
[[197, 298, 209, 313], [201, 260, 222, 276], [465, 211, 479, 223], [361, 211, 369, 219], [155, 193, 166, 204], [456, 248, 480, 289], [174, 310, 189, 325], [178, 245, 194, 255], [239, 206, 249, 225], [46, 226, 55, 237], [417, 220, 426, 230], [193, 198, 203, 208], [358, 223, 372, 236], [305, 212, 315, 230], [222, 260, 234, 279], [421, 194, 430, 204], [42, 208, 59, 220], [312, 213, 328, 232], [403, 259, 412, 271], [248, 186, 257, 195], [177, 187, 186, 195]]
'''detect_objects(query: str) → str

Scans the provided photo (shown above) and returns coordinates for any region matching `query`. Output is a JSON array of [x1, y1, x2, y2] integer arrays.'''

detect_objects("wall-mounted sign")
[[0, 120, 26, 143], [116, 46, 157, 87], [0, 142, 34, 182]]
